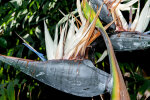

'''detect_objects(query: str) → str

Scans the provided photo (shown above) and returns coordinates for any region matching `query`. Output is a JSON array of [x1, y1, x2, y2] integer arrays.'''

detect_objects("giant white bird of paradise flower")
[[104, 0, 150, 32], [44, 1, 102, 60], [0, 0, 114, 97]]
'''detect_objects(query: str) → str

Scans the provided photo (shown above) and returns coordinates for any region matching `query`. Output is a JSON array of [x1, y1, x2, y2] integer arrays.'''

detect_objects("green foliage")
[[0, 0, 76, 99], [0, 0, 76, 54], [0, 37, 7, 48]]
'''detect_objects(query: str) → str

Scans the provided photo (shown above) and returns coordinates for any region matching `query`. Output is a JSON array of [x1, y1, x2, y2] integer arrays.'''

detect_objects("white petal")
[[53, 25, 58, 56], [64, 22, 85, 55], [65, 21, 91, 55], [115, 8, 128, 30], [55, 22, 68, 59], [131, 0, 140, 30], [121, 0, 129, 2], [77, 0, 86, 24], [118, 0, 138, 11], [135, 0, 150, 32], [74, 41, 86, 58], [96, 50, 108, 63], [65, 18, 75, 50], [44, 21, 54, 60]]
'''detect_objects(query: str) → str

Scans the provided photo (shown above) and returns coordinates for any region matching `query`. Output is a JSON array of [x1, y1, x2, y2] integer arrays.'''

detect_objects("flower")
[[106, 0, 150, 33], [44, 0, 99, 60]]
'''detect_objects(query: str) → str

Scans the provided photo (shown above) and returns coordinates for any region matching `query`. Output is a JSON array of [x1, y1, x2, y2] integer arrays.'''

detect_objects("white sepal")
[[44, 21, 54, 60], [135, 0, 150, 32]]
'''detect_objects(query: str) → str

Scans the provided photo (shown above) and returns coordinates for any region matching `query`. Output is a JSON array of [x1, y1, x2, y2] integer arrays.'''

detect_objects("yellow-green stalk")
[[81, 0, 130, 99]]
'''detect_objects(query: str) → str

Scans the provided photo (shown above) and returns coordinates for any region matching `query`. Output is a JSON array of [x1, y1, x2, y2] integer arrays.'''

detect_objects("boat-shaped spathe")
[[0, 54, 112, 97]]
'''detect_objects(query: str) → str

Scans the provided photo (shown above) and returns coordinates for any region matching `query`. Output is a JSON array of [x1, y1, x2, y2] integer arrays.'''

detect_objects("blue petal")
[[23, 43, 47, 61]]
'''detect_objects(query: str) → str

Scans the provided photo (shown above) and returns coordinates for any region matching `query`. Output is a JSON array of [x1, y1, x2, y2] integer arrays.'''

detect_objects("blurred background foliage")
[[0, 0, 150, 100]]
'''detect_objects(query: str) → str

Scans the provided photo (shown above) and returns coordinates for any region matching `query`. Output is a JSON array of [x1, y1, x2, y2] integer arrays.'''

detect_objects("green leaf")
[[138, 80, 150, 94], [35, 1, 40, 9], [29, 0, 35, 8], [35, 26, 43, 39], [7, 48, 15, 56], [14, 79, 19, 85], [0, 67, 3, 77], [16, 45, 24, 58], [7, 82, 15, 100], [0, 37, 7, 48], [0, 88, 7, 100]]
